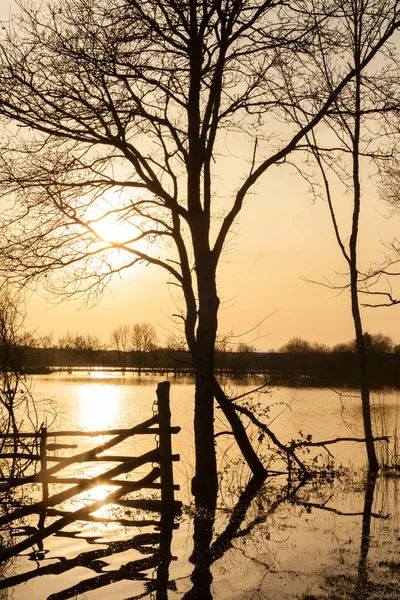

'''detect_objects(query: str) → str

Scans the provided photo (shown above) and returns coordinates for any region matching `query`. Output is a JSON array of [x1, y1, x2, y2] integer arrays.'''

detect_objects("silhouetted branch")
[[213, 379, 266, 479], [227, 399, 310, 477], [291, 435, 389, 450]]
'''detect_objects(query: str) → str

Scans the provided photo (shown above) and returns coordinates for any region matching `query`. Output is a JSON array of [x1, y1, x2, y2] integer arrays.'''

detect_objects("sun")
[[88, 214, 136, 270], [84, 190, 153, 265], [86, 190, 136, 245], [92, 212, 133, 245]]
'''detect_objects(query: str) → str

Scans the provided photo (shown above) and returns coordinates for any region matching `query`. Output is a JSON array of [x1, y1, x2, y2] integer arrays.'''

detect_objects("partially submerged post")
[[39, 426, 48, 530], [40, 426, 48, 503], [156, 382, 175, 514], [155, 381, 176, 600]]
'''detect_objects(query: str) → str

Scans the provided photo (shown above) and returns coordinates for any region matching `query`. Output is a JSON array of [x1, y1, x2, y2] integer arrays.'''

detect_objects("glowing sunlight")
[[88, 190, 154, 263], [92, 212, 134, 245], [77, 383, 121, 431]]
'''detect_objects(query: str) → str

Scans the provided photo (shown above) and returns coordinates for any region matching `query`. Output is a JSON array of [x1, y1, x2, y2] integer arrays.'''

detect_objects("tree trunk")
[[213, 380, 266, 479], [351, 282, 379, 471], [191, 266, 219, 510], [192, 355, 218, 510], [349, 44, 379, 472]]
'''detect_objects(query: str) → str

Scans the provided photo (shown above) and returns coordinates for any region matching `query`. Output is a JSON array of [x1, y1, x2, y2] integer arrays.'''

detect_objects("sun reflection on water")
[[77, 383, 121, 431]]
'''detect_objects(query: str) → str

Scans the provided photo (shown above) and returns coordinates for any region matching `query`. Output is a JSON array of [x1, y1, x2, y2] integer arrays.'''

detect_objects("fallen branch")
[[214, 380, 309, 478], [231, 401, 310, 477], [213, 378, 266, 479]]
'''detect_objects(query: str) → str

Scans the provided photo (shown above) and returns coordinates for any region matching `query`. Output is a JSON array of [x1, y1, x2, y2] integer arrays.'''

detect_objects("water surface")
[[2, 373, 400, 599]]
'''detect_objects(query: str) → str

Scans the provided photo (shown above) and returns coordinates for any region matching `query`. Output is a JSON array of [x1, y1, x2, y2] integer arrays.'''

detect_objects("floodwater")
[[1, 373, 400, 599]]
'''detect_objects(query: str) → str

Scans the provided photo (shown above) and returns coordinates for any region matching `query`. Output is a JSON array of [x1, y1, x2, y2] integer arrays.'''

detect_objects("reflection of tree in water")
[[1, 463, 400, 599], [354, 469, 377, 598], [297, 470, 400, 600], [182, 474, 310, 599], [180, 467, 400, 600]]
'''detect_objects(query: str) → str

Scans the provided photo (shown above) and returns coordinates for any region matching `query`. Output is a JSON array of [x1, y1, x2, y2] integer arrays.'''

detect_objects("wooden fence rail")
[[0, 425, 180, 438]]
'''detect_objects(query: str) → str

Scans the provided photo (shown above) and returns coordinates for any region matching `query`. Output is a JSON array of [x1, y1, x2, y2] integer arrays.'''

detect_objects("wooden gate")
[[0, 381, 180, 599]]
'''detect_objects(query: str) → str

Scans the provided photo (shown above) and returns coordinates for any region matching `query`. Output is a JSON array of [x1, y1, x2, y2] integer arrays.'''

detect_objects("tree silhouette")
[[109, 324, 131, 371], [0, 285, 44, 480], [0, 0, 399, 506], [299, 0, 400, 470], [130, 322, 157, 353]]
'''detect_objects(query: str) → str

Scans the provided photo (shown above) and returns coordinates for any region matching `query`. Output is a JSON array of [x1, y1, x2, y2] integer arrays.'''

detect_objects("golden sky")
[[24, 165, 400, 351], [2, 1, 399, 351]]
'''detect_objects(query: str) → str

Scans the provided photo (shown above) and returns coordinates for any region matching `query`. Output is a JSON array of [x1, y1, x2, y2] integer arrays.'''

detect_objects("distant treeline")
[[16, 334, 400, 388]]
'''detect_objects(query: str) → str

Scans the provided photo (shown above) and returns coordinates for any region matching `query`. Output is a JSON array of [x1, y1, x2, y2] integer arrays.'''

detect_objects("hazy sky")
[[2, 1, 400, 350]]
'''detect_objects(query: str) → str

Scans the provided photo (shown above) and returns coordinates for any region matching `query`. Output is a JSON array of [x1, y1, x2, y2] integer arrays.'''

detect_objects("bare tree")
[[0, 0, 399, 506], [57, 332, 76, 351], [109, 322, 157, 370], [164, 333, 187, 352], [73, 333, 103, 367], [0, 285, 41, 479], [58, 331, 103, 367], [279, 337, 328, 354], [39, 331, 55, 349], [215, 334, 233, 354], [361, 162, 400, 307], [129, 321, 157, 374], [332, 333, 395, 354], [0, 287, 27, 441], [295, 0, 400, 470], [109, 324, 131, 371], [37, 330, 56, 368], [130, 322, 157, 353]]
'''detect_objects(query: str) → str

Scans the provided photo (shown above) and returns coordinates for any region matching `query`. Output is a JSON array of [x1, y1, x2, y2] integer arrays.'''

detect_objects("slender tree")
[[296, 0, 400, 470], [110, 324, 131, 371], [0, 0, 399, 504], [130, 321, 157, 373]]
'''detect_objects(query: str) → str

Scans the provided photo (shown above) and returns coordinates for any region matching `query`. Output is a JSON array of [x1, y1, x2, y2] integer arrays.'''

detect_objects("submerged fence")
[[0, 381, 180, 598]]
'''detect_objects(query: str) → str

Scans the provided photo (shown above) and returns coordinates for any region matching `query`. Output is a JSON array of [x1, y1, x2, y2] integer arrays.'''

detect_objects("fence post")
[[40, 427, 48, 503], [157, 381, 174, 514], [38, 426, 48, 530]]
